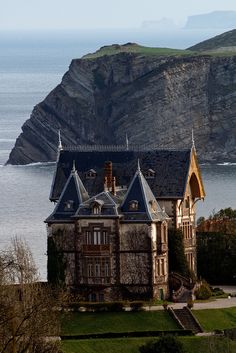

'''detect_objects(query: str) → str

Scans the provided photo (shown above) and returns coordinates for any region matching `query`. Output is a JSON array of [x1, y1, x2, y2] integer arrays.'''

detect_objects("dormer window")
[[91, 199, 104, 215], [86, 169, 97, 179], [129, 200, 138, 211], [150, 200, 157, 212], [64, 200, 74, 211], [93, 205, 100, 214], [145, 169, 156, 179]]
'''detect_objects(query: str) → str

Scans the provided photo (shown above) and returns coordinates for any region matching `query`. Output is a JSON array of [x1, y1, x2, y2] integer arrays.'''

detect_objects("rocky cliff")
[[7, 47, 236, 164]]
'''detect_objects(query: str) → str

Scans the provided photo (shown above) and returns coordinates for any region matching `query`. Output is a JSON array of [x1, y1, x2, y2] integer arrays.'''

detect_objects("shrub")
[[187, 299, 194, 309], [130, 301, 145, 311], [195, 282, 212, 300], [211, 287, 225, 297], [139, 335, 185, 353], [68, 301, 125, 312], [162, 301, 168, 310]]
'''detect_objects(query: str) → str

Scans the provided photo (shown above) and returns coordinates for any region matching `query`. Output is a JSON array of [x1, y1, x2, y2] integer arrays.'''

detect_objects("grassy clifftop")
[[82, 43, 193, 59], [188, 29, 236, 54]]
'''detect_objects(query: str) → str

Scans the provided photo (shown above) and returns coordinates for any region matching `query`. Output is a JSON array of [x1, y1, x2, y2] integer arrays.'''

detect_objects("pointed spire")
[[72, 160, 76, 173], [126, 134, 129, 151], [58, 130, 63, 151], [137, 158, 141, 172], [191, 128, 196, 150]]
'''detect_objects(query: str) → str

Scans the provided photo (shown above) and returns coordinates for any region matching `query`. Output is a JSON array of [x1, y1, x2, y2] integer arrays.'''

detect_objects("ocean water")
[[0, 29, 235, 279]]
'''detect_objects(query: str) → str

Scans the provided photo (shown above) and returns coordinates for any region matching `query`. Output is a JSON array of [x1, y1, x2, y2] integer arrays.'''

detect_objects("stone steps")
[[172, 307, 203, 334]]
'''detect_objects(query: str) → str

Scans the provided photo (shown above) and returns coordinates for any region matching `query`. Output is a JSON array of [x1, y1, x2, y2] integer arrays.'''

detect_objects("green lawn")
[[61, 336, 236, 353], [193, 307, 236, 331], [61, 311, 179, 335]]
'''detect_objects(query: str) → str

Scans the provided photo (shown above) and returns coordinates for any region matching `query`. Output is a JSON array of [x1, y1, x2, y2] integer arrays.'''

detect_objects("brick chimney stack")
[[104, 176, 108, 192], [104, 161, 112, 190]]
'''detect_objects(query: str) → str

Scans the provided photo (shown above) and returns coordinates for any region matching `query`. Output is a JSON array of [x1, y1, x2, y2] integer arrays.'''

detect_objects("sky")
[[1, 0, 236, 30]]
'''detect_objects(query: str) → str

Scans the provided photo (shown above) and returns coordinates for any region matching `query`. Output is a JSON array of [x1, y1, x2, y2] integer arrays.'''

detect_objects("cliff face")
[[7, 52, 236, 164]]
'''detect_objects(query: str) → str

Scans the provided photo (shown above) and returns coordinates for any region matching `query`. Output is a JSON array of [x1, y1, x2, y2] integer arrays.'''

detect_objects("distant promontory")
[[185, 11, 236, 29]]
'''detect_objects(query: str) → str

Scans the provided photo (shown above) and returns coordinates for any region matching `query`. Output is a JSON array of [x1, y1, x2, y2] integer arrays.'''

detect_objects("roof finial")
[[137, 158, 141, 172], [72, 160, 76, 173], [58, 130, 63, 151], [191, 128, 195, 150], [126, 133, 129, 151]]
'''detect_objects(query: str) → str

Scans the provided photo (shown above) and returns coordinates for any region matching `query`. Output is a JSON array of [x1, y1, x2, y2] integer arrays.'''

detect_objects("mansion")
[[46, 144, 205, 301]]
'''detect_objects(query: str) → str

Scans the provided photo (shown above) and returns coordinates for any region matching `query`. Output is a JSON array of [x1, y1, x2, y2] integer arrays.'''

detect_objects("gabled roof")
[[50, 149, 192, 201], [46, 167, 89, 223], [75, 191, 120, 218], [120, 164, 168, 222]]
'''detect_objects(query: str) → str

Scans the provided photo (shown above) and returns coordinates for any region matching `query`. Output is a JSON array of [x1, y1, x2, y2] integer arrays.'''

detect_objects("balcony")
[[82, 244, 111, 255], [155, 275, 168, 284], [157, 243, 168, 254], [184, 238, 196, 248], [82, 276, 111, 285]]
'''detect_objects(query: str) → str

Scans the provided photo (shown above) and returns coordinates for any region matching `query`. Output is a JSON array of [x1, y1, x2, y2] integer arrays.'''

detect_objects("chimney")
[[104, 176, 108, 192], [111, 176, 116, 195], [104, 161, 112, 190]]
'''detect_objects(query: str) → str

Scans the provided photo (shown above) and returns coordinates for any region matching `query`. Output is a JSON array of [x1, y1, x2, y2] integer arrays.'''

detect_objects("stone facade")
[[46, 147, 205, 301]]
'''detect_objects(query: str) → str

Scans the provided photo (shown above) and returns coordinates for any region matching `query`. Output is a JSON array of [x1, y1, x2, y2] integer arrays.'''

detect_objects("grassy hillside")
[[188, 29, 236, 54], [194, 307, 236, 331], [82, 43, 193, 59], [61, 311, 179, 336], [61, 337, 236, 353]]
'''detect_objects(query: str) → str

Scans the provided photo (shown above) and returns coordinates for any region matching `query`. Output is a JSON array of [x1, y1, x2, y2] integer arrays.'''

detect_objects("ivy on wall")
[[47, 236, 66, 286], [168, 229, 190, 278]]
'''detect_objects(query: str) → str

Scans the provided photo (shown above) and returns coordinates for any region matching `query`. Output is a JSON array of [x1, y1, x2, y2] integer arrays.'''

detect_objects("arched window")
[[64, 200, 74, 211], [145, 169, 156, 179], [86, 169, 97, 179], [129, 200, 139, 211], [93, 205, 100, 215]]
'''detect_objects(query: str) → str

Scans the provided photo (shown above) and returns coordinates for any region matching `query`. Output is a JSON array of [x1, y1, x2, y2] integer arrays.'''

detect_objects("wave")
[[3, 161, 56, 168], [217, 162, 236, 166], [0, 139, 15, 142]]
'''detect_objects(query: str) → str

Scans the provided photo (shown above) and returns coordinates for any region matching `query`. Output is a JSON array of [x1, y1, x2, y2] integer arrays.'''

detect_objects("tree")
[[168, 229, 190, 278], [197, 232, 236, 284], [0, 237, 60, 353]]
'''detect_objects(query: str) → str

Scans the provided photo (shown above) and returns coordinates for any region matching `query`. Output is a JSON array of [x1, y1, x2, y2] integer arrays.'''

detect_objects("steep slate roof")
[[75, 191, 121, 218], [121, 165, 168, 222], [46, 167, 89, 223], [50, 149, 192, 201]]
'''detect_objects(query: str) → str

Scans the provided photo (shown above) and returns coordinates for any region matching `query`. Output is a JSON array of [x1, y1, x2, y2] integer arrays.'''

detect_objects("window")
[[64, 200, 74, 211], [93, 227, 101, 244], [156, 258, 166, 276], [161, 223, 167, 243], [95, 263, 100, 276], [86, 169, 97, 179], [88, 264, 93, 277], [181, 222, 192, 239], [84, 227, 109, 244], [185, 197, 190, 209], [145, 169, 156, 179], [129, 200, 138, 211], [84, 257, 111, 284], [186, 252, 194, 271], [93, 206, 100, 214]]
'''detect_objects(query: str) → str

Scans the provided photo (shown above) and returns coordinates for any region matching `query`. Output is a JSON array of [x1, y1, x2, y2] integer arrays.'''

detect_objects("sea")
[[0, 28, 236, 279]]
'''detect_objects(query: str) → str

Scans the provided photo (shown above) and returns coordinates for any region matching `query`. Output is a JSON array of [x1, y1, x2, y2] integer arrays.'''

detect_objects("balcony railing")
[[82, 244, 111, 254], [82, 276, 111, 285], [184, 238, 196, 248]]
